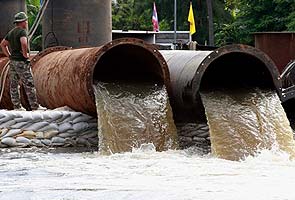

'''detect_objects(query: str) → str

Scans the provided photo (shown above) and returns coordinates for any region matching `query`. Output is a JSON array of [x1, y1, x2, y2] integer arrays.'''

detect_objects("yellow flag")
[[188, 2, 196, 35]]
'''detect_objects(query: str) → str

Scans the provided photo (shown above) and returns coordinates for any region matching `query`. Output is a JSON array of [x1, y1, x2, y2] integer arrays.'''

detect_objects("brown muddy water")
[[1, 88, 295, 199], [93, 82, 178, 154], [202, 89, 295, 161]]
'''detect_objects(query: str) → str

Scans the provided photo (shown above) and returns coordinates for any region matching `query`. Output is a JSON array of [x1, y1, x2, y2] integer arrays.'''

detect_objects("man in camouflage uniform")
[[0, 12, 40, 110]]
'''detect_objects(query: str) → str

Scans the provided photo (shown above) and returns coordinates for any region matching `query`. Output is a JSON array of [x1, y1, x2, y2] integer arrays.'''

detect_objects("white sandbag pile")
[[0, 107, 98, 148]]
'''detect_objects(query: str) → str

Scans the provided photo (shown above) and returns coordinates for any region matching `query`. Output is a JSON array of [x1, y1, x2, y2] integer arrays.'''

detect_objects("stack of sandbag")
[[0, 108, 98, 148]]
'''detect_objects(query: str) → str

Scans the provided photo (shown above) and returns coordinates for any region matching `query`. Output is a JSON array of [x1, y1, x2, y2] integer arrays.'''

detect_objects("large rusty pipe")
[[0, 56, 13, 109], [161, 45, 281, 123], [28, 38, 169, 116], [0, 55, 31, 110]]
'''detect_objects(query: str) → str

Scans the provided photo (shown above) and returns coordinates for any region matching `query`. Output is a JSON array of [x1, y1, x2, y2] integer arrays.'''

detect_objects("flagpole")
[[174, 0, 177, 48]]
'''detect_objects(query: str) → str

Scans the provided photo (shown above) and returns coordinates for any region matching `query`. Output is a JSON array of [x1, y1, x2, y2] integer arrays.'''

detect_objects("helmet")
[[13, 12, 28, 24]]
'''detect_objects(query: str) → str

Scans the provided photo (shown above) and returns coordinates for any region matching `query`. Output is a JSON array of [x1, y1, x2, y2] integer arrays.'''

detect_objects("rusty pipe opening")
[[200, 52, 276, 91], [90, 39, 171, 106], [28, 38, 170, 116], [196, 51, 280, 123], [194, 46, 282, 123], [93, 44, 165, 84]]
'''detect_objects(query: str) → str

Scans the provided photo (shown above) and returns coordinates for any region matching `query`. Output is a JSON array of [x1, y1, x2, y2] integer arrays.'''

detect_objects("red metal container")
[[254, 32, 295, 74]]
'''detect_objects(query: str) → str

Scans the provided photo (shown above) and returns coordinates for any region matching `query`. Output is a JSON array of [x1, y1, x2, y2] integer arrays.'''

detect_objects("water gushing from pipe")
[[201, 89, 295, 161], [94, 82, 178, 154]]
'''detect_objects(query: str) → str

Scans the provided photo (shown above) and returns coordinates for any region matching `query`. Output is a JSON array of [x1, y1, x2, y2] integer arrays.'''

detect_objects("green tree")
[[112, 0, 154, 30], [113, 0, 232, 45], [216, 0, 295, 46], [26, 0, 42, 51], [287, 3, 295, 30]]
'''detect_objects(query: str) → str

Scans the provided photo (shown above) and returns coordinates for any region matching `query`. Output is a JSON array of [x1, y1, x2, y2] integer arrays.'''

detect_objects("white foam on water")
[[2, 84, 295, 199], [1, 149, 295, 200]]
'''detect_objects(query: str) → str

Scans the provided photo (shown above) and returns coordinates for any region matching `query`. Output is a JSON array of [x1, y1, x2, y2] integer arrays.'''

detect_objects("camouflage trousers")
[[9, 60, 39, 110]]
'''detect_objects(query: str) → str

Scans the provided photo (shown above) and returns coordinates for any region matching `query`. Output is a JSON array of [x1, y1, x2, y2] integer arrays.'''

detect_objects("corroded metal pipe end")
[[31, 38, 170, 116], [0, 56, 12, 109], [91, 38, 171, 96], [192, 44, 281, 98], [0, 56, 30, 110], [161, 45, 281, 123]]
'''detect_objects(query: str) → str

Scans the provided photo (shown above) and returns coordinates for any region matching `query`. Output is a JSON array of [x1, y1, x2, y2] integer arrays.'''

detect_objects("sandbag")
[[0, 109, 98, 149]]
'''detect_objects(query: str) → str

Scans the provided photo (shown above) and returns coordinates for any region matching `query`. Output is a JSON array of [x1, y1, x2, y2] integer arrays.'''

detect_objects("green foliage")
[[216, 0, 295, 46], [287, 3, 295, 31], [26, 0, 295, 49], [159, 19, 170, 31], [113, 0, 295, 46], [113, 0, 231, 44], [112, 0, 153, 30], [31, 35, 42, 50], [26, 0, 42, 51], [287, 12, 295, 31]]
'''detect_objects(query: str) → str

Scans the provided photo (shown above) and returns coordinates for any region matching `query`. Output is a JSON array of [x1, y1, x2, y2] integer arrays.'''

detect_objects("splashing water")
[[1, 87, 295, 199], [94, 82, 178, 154], [1, 148, 295, 200], [201, 89, 295, 161]]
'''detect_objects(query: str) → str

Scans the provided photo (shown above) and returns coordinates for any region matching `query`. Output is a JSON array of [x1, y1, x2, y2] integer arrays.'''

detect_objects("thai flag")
[[152, 2, 159, 32]]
